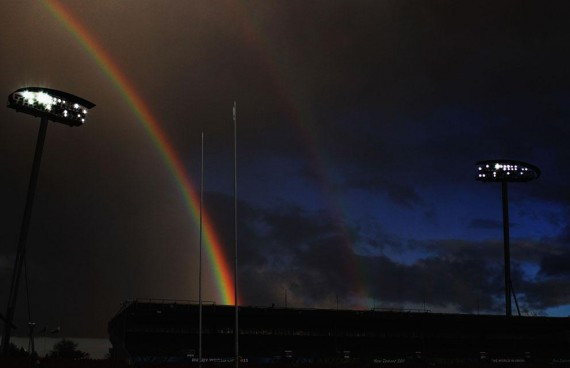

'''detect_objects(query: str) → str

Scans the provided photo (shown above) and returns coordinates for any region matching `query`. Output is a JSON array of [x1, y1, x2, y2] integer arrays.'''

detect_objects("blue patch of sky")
[[545, 304, 570, 318]]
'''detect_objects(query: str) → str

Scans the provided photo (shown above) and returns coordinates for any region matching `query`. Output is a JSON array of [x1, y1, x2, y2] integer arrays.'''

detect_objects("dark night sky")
[[1, 0, 570, 338]]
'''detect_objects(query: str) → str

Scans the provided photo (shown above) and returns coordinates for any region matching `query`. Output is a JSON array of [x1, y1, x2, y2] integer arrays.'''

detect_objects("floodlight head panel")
[[8, 87, 95, 127], [476, 159, 540, 183]]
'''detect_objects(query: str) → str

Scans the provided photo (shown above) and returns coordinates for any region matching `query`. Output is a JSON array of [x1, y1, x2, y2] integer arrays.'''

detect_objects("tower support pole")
[[501, 181, 512, 317], [2, 117, 48, 355]]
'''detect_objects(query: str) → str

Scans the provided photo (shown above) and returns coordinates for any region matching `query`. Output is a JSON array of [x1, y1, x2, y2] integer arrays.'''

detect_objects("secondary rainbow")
[[42, 0, 236, 305], [229, 2, 369, 305]]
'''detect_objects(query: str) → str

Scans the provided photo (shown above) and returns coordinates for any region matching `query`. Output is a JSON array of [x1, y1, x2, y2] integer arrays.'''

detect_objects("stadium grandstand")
[[108, 299, 570, 366]]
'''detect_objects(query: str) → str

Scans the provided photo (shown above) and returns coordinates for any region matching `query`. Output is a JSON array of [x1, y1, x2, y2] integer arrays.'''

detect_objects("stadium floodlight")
[[1, 87, 94, 356], [8, 87, 94, 127], [475, 159, 540, 317], [476, 160, 540, 183]]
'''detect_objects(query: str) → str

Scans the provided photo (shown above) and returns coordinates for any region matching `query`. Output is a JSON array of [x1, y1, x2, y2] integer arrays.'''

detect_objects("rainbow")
[[42, 0, 236, 305], [228, 3, 369, 305]]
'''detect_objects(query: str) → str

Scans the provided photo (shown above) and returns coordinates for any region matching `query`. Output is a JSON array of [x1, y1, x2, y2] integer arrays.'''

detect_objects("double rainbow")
[[43, 0, 372, 308]]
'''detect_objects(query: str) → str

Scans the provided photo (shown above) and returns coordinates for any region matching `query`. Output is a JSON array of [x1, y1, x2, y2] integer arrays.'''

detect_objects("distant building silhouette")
[[108, 299, 570, 365]]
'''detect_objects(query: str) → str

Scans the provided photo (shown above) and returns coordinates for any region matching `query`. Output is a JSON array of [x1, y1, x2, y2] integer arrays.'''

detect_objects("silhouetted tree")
[[48, 339, 89, 359]]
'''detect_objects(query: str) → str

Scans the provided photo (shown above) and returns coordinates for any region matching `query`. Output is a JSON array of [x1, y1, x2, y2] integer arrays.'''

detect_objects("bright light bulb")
[[22, 91, 34, 103], [36, 92, 50, 104]]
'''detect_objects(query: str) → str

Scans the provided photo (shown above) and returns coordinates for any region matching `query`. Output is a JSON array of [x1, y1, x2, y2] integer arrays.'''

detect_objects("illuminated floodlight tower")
[[475, 159, 540, 317], [1, 87, 95, 355]]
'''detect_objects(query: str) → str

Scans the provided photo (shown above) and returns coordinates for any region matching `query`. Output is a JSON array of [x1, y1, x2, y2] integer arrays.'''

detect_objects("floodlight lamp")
[[7, 87, 95, 127], [475, 159, 540, 183]]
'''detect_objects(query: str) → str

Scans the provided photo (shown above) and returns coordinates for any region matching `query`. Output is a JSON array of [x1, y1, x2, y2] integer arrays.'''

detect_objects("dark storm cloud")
[[415, 237, 570, 311], [201, 191, 569, 314], [539, 250, 570, 277], [202, 191, 358, 305], [385, 184, 423, 208], [366, 254, 502, 312], [265, 223, 504, 312], [346, 174, 423, 209], [291, 1, 565, 120]]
